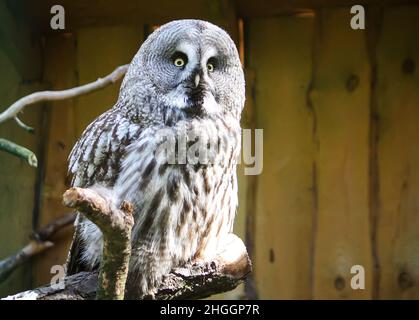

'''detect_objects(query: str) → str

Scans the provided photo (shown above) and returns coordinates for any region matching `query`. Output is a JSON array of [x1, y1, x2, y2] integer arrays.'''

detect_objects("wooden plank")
[[32, 33, 78, 287], [375, 7, 419, 299], [238, 0, 419, 18], [311, 9, 372, 299], [247, 15, 315, 299], [23, 0, 418, 33]]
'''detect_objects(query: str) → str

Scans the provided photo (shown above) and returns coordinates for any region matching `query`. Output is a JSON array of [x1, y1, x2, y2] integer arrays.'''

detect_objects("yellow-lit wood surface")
[[310, 9, 372, 299], [248, 15, 315, 299], [375, 7, 419, 299]]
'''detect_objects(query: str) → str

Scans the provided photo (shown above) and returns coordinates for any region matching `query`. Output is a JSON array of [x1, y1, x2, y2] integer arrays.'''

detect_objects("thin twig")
[[0, 213, 76, 283], [0, 64, 129, 124], [14, 117, 35, 133], [0, 138, 38, 167], [30, 213, 76, 242]]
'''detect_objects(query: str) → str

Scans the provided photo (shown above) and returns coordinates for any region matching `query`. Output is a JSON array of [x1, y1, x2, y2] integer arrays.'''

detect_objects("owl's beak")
[[194, 74, 200, 88]]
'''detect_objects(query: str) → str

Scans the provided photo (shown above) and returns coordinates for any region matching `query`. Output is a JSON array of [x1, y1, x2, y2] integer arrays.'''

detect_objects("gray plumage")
[[66, 19, 245, 299]]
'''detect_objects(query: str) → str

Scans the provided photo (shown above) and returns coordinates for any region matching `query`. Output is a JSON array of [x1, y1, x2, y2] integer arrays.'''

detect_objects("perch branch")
[[0, 138, 38, 167], [2, 187, 251, 300], [62, 187, 134, 300], [0, 213, 76, 283], [2, 234, 251, 300], [0, 64, 129, 124]]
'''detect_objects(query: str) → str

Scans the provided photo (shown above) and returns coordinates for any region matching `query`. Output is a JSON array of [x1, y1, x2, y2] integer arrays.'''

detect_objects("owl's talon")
[[191, 258, 216, 272]]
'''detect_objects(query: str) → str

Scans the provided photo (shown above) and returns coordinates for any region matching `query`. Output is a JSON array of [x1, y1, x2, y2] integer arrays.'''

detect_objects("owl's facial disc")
[[126, 20, 244, 120], [165, 45, 220, 117]]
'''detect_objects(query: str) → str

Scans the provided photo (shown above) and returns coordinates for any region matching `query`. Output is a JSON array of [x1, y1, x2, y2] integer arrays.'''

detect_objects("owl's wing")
[[66, 108, 141, 275]]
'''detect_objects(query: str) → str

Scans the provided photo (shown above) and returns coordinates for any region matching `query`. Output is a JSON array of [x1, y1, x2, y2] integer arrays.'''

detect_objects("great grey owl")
[[66, 19, 245, 299]]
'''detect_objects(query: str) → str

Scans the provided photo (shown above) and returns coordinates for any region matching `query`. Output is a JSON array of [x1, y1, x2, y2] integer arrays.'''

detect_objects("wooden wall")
[[247, 14, 317, 299], [246, 5, 419, 299], [375, 7, 419, 300]]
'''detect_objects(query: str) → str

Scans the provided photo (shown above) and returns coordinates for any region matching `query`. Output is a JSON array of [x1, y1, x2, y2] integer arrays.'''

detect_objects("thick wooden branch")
[[3, 234, 251, 300], [0, 213, 76, 283], [62, 187, 134, 300], [0, 64, 128, 124]]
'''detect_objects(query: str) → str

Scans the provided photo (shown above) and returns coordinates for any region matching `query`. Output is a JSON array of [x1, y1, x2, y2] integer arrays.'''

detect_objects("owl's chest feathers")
[[117, 116, 240, 261]]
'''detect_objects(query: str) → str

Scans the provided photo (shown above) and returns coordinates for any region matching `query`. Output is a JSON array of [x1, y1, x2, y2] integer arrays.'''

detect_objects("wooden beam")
[[20, 0, 419, 35]]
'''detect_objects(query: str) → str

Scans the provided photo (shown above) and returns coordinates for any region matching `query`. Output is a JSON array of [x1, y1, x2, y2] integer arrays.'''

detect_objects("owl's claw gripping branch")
[[62, 187, 134, 300]]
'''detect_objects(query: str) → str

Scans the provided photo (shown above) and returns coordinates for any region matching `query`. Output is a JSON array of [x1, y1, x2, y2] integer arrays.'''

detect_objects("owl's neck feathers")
[[115, 92, 240, 130]]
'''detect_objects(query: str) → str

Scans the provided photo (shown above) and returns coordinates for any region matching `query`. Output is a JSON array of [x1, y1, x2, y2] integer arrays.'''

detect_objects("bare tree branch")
[[30, 213, 76, 242], [0, 138, 38, 167], [0, 64, 129, 124], [14, 117, 35, 133], [0, 65, 128, 166], [2, 234, 251, 300], [0, 241, 53, 283], [62, 187, 134, 300], [0, 213, 76, 283]]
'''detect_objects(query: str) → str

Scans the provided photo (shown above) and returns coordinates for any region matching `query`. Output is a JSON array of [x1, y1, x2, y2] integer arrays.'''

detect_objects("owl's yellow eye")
[[174, 58, 185, 67], [207, 63, 214, 72]]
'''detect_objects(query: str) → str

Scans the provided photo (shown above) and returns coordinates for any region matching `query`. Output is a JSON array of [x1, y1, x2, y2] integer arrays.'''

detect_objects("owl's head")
[[120, 20, 245, 121]]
